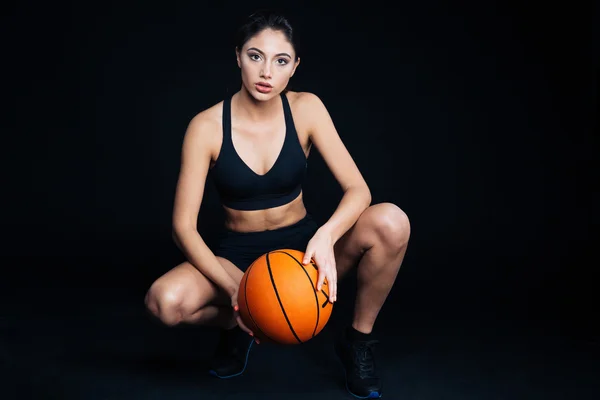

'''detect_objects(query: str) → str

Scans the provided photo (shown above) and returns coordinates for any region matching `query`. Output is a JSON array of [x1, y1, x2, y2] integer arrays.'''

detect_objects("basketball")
[[237, 249, 333, 345]]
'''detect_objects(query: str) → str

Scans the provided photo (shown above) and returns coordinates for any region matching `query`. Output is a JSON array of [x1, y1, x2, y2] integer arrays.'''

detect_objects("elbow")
[[363, 185, 372, 209], [347, 183, 371, 210], [171, 227, 182, 249], [172, 223, 180, 241], [172, 222, 196, 243]]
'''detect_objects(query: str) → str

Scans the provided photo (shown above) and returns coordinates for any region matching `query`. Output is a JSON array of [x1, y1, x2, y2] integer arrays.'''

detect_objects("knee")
[[145, 282, 186, 327], [371, 203, 411, 251]]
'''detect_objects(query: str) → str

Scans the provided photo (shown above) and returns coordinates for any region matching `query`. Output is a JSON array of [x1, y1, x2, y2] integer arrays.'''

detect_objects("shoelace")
[[352, 339, 380, 379]]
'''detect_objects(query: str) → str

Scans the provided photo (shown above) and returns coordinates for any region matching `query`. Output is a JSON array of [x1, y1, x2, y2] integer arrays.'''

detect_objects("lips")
[[255, 82, 273, 93]]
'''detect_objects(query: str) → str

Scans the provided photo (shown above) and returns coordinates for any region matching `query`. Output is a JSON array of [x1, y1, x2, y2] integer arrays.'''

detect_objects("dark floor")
[[2, 283, 598, 400]]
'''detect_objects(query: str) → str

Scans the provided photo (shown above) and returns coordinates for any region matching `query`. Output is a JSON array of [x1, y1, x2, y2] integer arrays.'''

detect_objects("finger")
[[316, 267, 325, 291], [233, 305, 253, 336], [236, 314, 253, 336], [331, 263, 338, 302], [303, 248, 313, 265], [332, 274, 338, 303], [327, 271, 335, 303], [236, 314, 251, 334], [237, 316, 259, 344]]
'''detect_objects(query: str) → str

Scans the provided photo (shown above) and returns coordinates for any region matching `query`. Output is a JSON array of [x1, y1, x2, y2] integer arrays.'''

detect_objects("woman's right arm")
[[171, 113, 239, 297]]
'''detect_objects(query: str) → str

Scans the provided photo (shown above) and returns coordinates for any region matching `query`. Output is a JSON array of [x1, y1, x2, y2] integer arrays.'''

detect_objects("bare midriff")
[[222, 191, 307, 232]]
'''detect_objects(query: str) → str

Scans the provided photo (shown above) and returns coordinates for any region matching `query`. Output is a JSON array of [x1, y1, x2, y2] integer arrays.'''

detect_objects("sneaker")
[[334, 329, 383, 398], [208, 326, 254, 378]]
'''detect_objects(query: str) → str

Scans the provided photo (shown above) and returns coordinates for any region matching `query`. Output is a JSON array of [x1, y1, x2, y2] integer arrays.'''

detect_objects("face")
[[236, 28, 300, 101]]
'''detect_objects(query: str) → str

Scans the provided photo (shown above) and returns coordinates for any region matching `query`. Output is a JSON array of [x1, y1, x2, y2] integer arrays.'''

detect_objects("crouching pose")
[[145, 10, 410, 399]]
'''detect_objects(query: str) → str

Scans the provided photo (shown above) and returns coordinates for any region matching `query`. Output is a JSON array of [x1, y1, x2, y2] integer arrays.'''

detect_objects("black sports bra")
[[209, 93, 307, 211]]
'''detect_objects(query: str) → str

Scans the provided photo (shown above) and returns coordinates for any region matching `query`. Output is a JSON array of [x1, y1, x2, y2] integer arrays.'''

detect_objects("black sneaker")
[[334, 330, 383, 399], [208, 326, 254, 378]]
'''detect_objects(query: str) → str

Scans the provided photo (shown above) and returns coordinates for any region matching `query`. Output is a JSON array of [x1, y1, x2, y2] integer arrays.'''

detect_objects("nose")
[[260, 64, 272, 79]]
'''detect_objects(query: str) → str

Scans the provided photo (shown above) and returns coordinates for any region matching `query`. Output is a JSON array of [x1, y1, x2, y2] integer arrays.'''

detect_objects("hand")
[[231, 289, 260, 344], [302, 229, 337, 303]]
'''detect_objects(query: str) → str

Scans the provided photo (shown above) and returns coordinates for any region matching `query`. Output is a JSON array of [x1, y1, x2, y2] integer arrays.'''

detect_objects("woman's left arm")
[[300, 92, 372, 301]]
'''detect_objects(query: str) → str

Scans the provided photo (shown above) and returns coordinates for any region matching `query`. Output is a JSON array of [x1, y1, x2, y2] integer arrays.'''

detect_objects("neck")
[[234, 85, 281, 122]]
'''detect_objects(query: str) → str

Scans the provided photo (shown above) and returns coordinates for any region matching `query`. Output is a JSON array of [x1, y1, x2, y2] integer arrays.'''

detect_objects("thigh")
[[148, 257, 244, 309]]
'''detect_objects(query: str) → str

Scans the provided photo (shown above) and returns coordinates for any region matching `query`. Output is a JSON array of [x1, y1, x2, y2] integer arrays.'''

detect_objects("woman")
[[145, 10, 410, 399]]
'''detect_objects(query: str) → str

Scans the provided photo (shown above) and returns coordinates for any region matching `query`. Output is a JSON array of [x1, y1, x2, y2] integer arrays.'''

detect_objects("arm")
[[299, 93, 371, 302], [171, 114, 239, 297], [304, 93, 372, 243]]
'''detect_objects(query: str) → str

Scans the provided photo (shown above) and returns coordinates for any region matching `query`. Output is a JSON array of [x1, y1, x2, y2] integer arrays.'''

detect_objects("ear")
[[235, 47, 241, 68], [290, 57, 300, 77]]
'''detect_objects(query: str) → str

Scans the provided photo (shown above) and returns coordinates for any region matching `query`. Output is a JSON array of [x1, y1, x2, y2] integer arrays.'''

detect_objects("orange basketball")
[[237, 249, 333, 345]]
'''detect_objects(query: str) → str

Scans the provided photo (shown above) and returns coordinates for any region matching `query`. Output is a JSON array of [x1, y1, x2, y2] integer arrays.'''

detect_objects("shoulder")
[[187, 100, 223, 136], [285, 91, 327, 114], [285, 91, 331, 133], [183, 100, 224, 151], [286, 91, 335, 138]]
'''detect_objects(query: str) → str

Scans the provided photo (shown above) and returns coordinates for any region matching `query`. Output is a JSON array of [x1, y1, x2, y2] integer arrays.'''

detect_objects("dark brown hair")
[[234, 9, 300, 61]]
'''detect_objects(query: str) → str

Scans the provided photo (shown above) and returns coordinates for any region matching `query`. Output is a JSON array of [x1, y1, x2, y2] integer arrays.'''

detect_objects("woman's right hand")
[[231, 289, 260, 344]]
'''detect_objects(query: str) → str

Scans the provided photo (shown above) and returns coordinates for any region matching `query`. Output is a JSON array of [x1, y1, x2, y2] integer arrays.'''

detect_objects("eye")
[[249, 54, 261, 61], [276, 58, 288, 65]]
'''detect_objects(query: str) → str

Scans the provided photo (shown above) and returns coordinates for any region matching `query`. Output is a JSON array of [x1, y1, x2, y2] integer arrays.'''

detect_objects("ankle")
[[351, 322, 373, 335], [346, 325, 372, 342]]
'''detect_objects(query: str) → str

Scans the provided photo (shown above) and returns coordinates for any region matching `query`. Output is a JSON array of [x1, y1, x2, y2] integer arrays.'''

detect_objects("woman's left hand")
[[303, 229, 337, 303]]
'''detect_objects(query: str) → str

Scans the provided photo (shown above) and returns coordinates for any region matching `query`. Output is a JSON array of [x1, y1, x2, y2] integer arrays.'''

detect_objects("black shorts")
[[212, 213, 319, 271]]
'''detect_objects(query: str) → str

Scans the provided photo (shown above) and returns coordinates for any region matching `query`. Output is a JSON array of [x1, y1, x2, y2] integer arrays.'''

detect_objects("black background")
[[2, 0, 596, 397]]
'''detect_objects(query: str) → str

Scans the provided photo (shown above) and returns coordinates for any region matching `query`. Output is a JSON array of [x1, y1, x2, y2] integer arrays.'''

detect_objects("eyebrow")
[[247, 47, 292, 59]]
